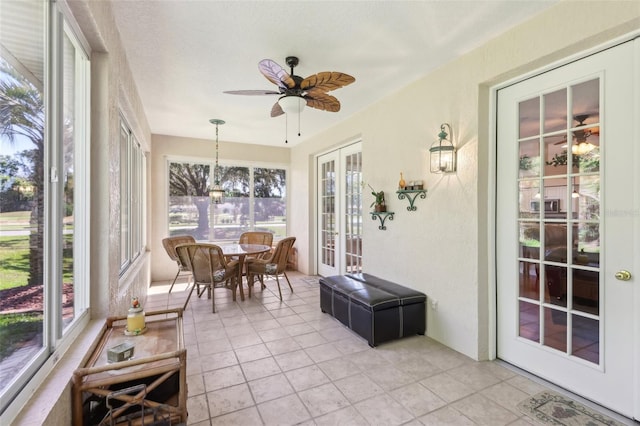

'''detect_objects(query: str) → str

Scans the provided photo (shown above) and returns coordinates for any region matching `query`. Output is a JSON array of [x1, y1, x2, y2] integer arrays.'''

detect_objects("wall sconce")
[[209, 118, 225, 204], [429, 123, 456, 173]]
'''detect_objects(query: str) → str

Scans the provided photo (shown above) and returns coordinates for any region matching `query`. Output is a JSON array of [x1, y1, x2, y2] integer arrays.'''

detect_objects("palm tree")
[[0, 60, 45, 286]]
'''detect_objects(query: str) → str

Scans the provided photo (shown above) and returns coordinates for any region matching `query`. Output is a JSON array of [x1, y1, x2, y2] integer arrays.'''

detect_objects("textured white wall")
[[77, 0, 153, 319], [289, 1, 640, 360]]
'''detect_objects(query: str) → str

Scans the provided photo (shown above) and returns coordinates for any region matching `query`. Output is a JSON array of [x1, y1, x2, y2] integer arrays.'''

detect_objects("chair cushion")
[[265, 263, 278, 274], [213, 269, 226, 282]]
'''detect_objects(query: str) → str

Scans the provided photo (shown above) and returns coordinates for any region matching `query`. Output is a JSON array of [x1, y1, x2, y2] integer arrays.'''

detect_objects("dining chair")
[[239, 231, 274, 258], [246, 236, 296, 300], [175, 243, 240, 313], [161, 235, 195, 293]]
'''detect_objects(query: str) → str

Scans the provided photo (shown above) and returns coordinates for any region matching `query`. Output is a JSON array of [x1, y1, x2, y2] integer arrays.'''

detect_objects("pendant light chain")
[[215, 121, 220, 184]]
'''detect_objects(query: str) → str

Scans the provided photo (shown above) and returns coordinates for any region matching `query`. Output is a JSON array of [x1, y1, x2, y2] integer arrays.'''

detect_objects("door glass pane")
[[519, 139, 540, 178], [344, 152, 362, 274], [0, 0, 46, 394], [519, 98, 540, 138], [544, 134, 568, 175], [519, 262, 539, 300], [519, 223, 539, 259], [544, 307, 567, 352], [519, 180, 539, 219], [320, 160, 336, 268], [542, 177, 566, 219], [544, 265, 567, 307], [544, 88, 567, 133], [516, 78, 601, 365], [519, 301, 539, 342], [544, 224, 567, 262], [572, 315, 599, 363], [572, 79, 599, 126], [572, 269, 599, 315]]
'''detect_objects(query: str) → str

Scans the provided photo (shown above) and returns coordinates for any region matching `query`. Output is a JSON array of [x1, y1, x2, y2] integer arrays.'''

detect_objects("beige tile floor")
[[147, 272, 633, 426]]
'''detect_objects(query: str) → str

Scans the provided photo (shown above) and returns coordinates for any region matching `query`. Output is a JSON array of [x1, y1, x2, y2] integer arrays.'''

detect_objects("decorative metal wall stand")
[[370, 211, 394, 230], [396, 189, 427, 211]]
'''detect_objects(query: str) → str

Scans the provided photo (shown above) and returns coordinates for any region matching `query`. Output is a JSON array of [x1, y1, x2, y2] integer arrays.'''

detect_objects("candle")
[[126, 297, 145, 334]]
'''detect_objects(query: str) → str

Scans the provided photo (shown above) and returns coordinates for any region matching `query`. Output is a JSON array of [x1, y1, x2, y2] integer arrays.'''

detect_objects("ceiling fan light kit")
[[224, 56, 355, 143], [278, 95, 306, 114]]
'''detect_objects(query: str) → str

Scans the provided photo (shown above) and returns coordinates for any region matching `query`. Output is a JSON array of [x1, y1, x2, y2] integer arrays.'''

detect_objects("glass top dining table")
[[215, 243, 271, 300]]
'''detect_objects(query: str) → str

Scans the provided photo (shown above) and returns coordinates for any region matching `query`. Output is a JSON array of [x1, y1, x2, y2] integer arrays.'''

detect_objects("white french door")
[[496, 40, 638, 418], [317, 142, 363, 277]]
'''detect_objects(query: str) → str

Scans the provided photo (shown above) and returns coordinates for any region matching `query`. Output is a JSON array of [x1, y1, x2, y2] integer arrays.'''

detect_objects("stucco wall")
[[150, 134, 290, 282], [75, 0, 153, 319], [288, 1, 640, 360]]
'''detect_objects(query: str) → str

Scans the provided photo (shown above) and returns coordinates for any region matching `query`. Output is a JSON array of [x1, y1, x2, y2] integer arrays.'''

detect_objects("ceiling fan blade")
[[224, 90, 281, 96], [259, 59, 296, 89], [305, 90, 340, 112], [270, 101, 284, 117], [301, 71, 355, 92]]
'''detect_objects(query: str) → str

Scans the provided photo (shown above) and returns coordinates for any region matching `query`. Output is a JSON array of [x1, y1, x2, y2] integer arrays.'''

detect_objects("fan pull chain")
[[298, 110, 301, 137], [285, 112, 289, 144]]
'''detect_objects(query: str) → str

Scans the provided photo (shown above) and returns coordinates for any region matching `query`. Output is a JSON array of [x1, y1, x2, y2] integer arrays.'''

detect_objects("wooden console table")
[[72, 308, 187, 425]]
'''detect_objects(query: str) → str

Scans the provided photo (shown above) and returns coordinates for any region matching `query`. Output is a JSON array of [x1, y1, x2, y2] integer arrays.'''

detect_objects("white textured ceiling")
[[110, 0, 558, 146]]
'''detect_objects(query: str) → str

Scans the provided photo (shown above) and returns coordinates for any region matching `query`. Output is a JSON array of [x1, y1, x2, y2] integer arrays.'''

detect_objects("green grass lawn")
[[0, 234, 73, 290], [0, 312, 43, 359], [0, 210, 32, 231], [0, 236, 30, 291]]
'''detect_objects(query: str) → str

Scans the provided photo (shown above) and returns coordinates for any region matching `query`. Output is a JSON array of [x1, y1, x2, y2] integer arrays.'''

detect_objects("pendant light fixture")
[[209, 119, 225, 204]]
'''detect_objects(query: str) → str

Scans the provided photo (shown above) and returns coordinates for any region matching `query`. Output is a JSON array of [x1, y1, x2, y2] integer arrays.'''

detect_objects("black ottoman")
[[319, 273, 426, 347]]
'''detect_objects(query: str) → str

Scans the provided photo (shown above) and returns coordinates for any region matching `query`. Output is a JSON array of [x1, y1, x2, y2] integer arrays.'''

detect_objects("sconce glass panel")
[[430, 123, 456, 173]]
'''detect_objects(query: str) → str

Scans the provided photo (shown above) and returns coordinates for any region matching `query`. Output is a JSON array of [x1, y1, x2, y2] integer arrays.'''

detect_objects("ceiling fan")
[[224, 56, 356, 118], [554, 114, 599, 155]]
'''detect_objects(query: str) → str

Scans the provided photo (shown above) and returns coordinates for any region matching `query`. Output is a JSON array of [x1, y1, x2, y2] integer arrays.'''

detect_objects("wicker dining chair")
[[176, 243, 239, 313], [175, 243, 240, 313], [239, 231, 274, 256], [246, 236, 296, 300], [162, 235, 196, 293]]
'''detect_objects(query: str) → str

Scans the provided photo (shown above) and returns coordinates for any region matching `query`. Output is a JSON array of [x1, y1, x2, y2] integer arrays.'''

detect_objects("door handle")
[[614, 270, 632, 281]]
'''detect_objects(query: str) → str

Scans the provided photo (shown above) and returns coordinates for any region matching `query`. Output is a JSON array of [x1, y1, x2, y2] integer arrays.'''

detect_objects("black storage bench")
[[319, 273, 426, 347]]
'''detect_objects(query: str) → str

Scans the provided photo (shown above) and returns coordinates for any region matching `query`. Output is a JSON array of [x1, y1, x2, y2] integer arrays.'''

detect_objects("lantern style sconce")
[[209, 118, 225, 204], [429, 123, 456, 173]]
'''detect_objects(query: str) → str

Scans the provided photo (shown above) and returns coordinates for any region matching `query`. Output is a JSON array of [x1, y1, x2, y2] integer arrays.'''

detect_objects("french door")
[[496, 40, 638, 418], [317, 142, 363, 277]]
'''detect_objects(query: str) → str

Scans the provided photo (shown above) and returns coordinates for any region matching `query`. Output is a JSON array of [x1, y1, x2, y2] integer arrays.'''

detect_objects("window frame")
[[165, 156, 289, 241], [0, 0, 91, 418], [119, 115, 146, 275]]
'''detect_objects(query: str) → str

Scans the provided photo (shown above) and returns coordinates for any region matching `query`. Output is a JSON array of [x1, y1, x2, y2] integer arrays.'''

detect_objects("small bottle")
[[126, 297, 145, 335], [399, 172, 406, 190]]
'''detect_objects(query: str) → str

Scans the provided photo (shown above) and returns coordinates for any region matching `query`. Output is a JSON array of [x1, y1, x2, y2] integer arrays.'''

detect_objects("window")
[[168, 161, 287, 241], [0, 0, 90, 416], [119, 117, 145, 273]]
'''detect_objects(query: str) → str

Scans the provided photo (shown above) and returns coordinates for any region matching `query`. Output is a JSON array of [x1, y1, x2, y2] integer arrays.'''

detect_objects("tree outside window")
[[168, 162, 286, 241]]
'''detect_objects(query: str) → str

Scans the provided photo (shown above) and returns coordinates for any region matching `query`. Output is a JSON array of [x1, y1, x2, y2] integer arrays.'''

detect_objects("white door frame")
[[314, 139, 362, 277], [488, 33, 640, 420]]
